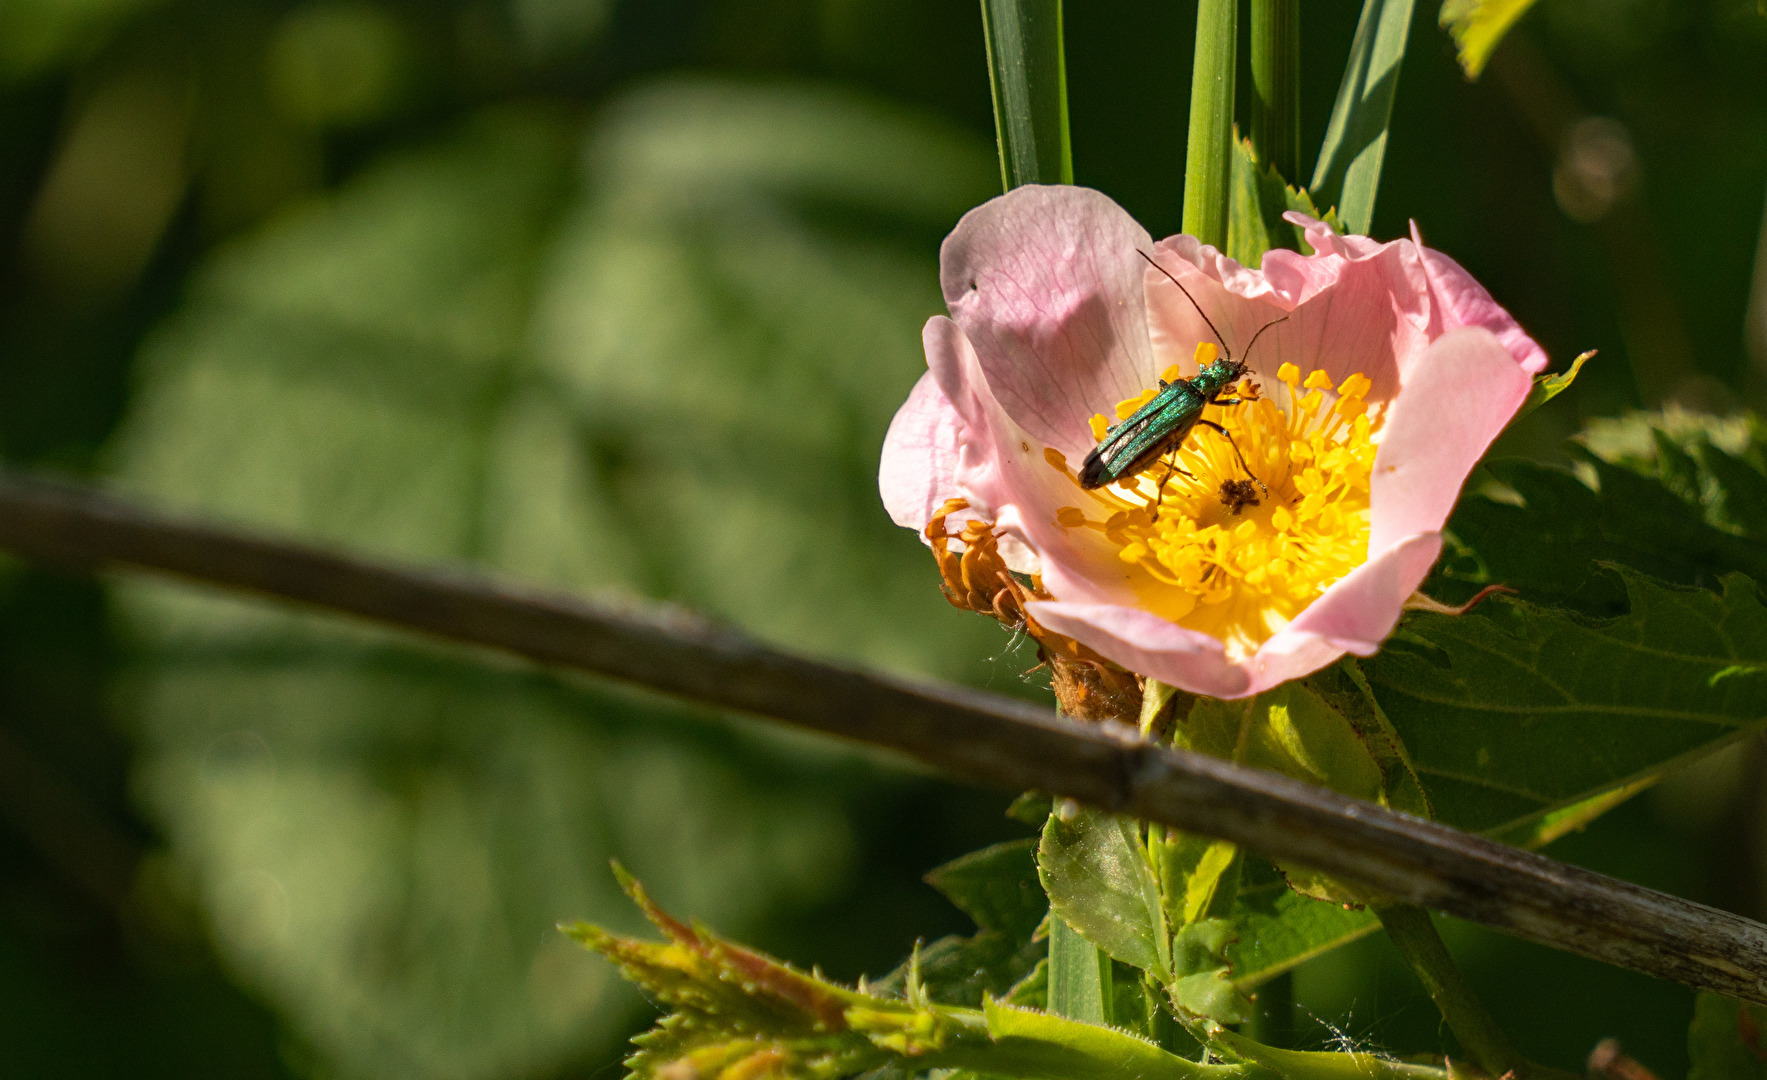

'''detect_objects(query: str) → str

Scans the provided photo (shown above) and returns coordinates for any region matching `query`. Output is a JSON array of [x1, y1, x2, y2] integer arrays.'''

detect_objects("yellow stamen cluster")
[[1051, 354, 1379, 661]]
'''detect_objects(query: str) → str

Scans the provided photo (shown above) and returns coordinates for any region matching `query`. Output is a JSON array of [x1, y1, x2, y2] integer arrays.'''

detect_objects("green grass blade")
[[1182, 0, 1238, 246], [1249, 0, 1301, 181], [1048, 917, 1113, 1024], [980, 0, 1072, 189], [1309, 0, 1416, 235]]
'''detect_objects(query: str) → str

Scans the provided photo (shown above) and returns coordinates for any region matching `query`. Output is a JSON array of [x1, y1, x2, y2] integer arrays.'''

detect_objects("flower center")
[[1049, 349, 1379, 661]]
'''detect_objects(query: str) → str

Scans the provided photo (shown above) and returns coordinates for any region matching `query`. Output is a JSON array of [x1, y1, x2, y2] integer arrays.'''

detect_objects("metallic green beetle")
[[1078, 253, 1283, 494]]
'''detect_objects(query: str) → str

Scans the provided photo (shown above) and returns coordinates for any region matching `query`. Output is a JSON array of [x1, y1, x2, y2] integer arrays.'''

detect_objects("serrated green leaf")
[[1439, 0, 1540, 79], [1168, 920, 1252, 1024], [926, 840, 1047, 938], [1439, 457, 1767, 616], [1038, 808, 1171, 981], [1226, 860, 1378, 987], [1226, 135, 1341, 268], [1690, 993, 1767, 1080], [1367, 569, 1767, 835]]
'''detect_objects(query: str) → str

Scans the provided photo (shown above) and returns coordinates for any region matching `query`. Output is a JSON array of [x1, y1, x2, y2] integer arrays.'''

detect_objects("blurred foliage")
[[0, 1, 1764, 1079]]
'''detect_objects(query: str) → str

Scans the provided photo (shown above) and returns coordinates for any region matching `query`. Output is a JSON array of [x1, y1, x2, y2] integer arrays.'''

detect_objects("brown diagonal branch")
[[0, 472, 1762, 1001]]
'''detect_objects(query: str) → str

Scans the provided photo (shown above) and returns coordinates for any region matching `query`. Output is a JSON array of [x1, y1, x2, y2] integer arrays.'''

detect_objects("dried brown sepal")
[[926, 499, 1141, 724]]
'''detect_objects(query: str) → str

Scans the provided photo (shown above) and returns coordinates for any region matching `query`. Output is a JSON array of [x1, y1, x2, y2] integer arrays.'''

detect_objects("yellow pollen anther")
[[1194, 341, 1219, 366], [1161, 364, 1183, 383], [1116, 388, 1159, 420], [1078, 362, 1380, 662], [1089, 414, 1110, 441], [1045, 447, 1069, 471]]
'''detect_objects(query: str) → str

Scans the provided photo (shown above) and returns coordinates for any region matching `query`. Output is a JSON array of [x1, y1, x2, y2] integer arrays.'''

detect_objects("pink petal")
[[1262, 532, 1444, 660], [1026, 599, 1255, 698], [878, 370, 964, 532], [1410, 222, 1549, 375], [923, 316, 1135, 586], [1025, 532, 1443, 699], [1369, 326, 1533, 556], [1147, 230, 1430, 405], [942, 186, 1156, 459]]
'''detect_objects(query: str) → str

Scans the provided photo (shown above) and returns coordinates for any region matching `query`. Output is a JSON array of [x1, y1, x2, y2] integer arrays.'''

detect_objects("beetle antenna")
[[1240, 315, 1290, 364], [1137, 250, 1230, 360]]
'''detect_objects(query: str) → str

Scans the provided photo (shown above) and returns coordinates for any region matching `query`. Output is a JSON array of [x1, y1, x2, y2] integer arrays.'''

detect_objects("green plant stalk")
[[980, 0, 1073, 189], [1373, 905, 1523, 1077], [1182, 0, 1237, 246], [1048, 915, 1114, 1024], [1212, 1028, 1449, 1080], [1244, 970, 1293, 1048], [1249, 0, 1300, 181]]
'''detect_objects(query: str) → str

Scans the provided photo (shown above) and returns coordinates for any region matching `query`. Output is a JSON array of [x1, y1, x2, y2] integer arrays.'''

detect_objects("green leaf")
[[1515, 349, 1593, 420], [1169, 920, 1253, 1024], [1438, 457, 1767, 616], [873, 841, 1048, 1008], [1367, 569, 1767, 836], [1579, 409, 1767, 542], [1439, 0, 1541, 79], [1311, 0, 1416, 235], [1183, 0, 1239, 247], [1226, 860, 1378, 987], [106, 83, 998, 1080], [927, 839, 1047, 937], [1039, 807, 1171, 980], [1156, 830, 1240, 927], [1226, 135, 1343, 269], [980, 0, 1072, 188], [1690, 993, 1767, 1080]]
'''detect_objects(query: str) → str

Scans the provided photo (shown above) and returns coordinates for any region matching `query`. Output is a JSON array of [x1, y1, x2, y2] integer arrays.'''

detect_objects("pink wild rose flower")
[[879, 185, 1546, 699]]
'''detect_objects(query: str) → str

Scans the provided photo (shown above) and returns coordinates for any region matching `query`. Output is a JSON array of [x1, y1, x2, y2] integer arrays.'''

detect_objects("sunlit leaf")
[[1368, 569, 1767, 835], [1439, 0, 1540, 79], [1037, 807, 1170, 981]]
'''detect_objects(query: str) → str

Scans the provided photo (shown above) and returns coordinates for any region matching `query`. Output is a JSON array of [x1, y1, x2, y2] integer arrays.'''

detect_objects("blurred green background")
[[0, 0, 1764, 1077]]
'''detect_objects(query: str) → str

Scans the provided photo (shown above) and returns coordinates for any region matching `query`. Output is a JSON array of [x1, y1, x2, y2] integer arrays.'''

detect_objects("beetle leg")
[[1153, 454, 1195, 511], [1196, 419, 1268, 496]]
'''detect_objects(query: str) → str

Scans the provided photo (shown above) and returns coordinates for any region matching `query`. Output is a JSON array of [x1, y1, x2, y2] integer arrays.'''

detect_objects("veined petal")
[[1369, 326, 1532, 555], [879, 370, 965, 532], [1148, 229, 1429, 405], [942, 186, 1156, 459], [1410, 221, 1550, 375], [1026, 599, 1255, 699]]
